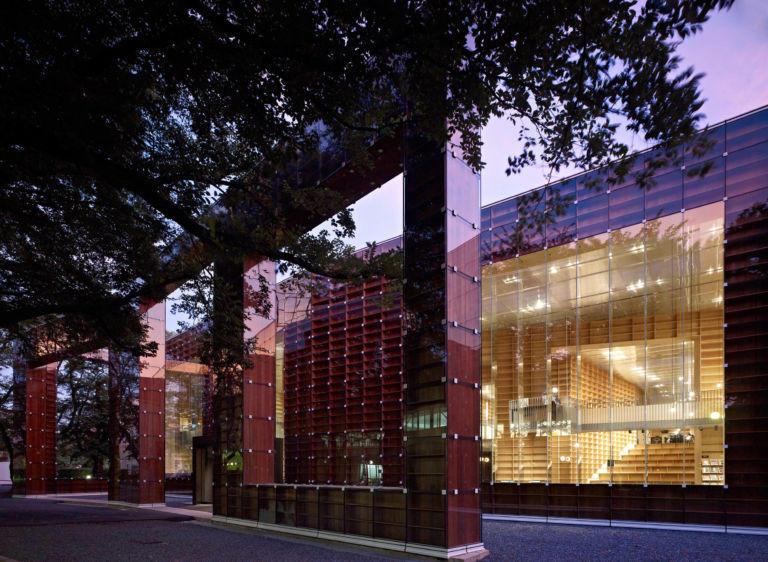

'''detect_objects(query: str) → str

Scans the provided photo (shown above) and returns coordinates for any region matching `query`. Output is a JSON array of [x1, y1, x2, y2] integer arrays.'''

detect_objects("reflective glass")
[[481, 204, 724, 486]]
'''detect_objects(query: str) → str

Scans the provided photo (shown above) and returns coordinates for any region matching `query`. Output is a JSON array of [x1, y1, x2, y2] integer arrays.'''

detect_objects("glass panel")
[[610, 185, 644, 231], [547, 201, 577, 248], [487, 259, 518, 482], [481, 207, 491, 230], [576, 234, 611, 484], [684, 204, 725, 485], [480, 228, 492, 265], [517, 192, 546, 255], [685, 124, 725, 167], [684, 156, 724, 211], [645, 213, 686, 485], [576, 169, 609, 202], [490, 198, 517, 228], [546, 243, 578, 483], [516, 250, 547, 481], [165, 360, 205, 476], [646, 169, 683, 220], [491, 222, 518, 263], [481, 203, 725, 488], [577, 192, 609, 239], [726, 109, 768, 153], [609, 225, 646, 485], [725, 141, 768, 198]]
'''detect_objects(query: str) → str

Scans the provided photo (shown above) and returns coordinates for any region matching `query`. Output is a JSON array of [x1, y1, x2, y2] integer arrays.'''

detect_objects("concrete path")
[[0, 489, 416, 561]]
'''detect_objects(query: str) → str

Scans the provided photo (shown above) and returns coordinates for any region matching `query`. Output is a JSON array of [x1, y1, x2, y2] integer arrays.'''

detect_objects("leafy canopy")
[[0, 0, 732, 353]]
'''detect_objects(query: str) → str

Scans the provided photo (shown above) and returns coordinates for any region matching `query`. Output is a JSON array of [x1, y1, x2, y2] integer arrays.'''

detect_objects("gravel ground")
[[3, 488, 768, 561], [482, 520, 768, 561]]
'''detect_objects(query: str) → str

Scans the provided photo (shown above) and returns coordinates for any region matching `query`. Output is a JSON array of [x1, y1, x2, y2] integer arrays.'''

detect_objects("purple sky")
[[344, 0, 768, 248]]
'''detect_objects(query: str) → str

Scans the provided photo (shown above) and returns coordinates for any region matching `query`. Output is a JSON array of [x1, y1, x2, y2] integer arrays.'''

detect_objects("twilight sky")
[[341, 0, 768, 249]]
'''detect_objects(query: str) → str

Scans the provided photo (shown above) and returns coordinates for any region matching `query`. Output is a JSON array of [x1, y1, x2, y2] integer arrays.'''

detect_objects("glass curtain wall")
[[482, 202, 725, 485], [165, 362, 205, 475]]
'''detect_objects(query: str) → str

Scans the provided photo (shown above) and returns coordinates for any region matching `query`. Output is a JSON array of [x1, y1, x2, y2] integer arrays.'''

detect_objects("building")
[[269, 104, 768, 529], [478, 106, 768, 527], [11, 106, 767, 557]]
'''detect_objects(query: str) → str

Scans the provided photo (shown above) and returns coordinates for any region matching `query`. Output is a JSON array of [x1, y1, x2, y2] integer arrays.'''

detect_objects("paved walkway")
[[3, 486, 768, 561], [20, 491, 213, 521], [0, 490, 413, 561]]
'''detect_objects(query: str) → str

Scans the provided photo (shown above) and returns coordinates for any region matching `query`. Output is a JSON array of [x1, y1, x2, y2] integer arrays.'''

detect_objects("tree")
[[1, 0, 733, 356]]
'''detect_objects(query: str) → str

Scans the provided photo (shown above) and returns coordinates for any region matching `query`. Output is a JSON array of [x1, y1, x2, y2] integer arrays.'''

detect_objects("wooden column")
[[114, 300, 166, 504], [23, 364, 57, 495], [403, 125, 485, 557], [243, 259, 277, 484]]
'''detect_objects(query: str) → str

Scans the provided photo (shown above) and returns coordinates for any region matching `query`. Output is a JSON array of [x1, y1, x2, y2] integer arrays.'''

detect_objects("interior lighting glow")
[[710, 411, 721, 420]]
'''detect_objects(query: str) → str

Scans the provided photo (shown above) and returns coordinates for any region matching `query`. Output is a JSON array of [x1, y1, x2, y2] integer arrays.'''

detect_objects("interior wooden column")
[[403, 125, 484, 555]]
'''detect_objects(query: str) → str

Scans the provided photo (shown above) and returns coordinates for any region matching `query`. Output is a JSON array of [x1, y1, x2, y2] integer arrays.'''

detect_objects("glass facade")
[[280, 274, 404, 487], [482, 204, 725, 485], [164, 360, 205, 475]]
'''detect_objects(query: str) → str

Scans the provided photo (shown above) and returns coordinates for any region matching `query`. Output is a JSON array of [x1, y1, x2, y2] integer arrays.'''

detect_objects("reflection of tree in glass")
[[56, 357, 110, 477], [485, 126, 721, 263]]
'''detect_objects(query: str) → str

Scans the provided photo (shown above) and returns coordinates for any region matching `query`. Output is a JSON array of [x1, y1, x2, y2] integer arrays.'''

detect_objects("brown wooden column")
[[23, 364, 57, 495], [111, 300, 165, 504], [403, 125, 484, 557], [136, 299, 166, 504], [243, 259, 277, 484]]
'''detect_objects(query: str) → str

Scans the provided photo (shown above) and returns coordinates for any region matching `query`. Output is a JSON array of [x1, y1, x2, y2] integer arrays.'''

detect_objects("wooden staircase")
[[594, 442, 695, 484]]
